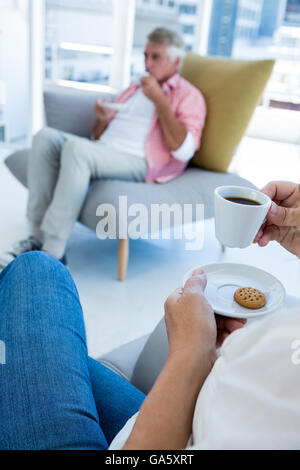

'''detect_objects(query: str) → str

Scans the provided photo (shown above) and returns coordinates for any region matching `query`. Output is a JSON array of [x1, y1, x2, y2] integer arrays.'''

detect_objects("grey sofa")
[[5, 89, 254, 280]]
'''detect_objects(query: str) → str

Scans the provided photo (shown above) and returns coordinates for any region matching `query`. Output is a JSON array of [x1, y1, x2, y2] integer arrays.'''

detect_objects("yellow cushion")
[[180, 53, 275, 173]]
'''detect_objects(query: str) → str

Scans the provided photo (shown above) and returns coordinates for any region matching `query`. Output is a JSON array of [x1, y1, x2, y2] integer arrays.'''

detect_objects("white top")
[[109, 307, 300, 450], [98, 88, 195, 162]]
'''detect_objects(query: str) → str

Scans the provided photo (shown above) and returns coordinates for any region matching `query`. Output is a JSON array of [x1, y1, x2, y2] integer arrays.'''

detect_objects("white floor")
[[0, 144, 300, 362]]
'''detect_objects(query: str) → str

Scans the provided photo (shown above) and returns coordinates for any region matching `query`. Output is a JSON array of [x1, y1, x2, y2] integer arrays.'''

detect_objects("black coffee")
[[225, 197, 261, 206]]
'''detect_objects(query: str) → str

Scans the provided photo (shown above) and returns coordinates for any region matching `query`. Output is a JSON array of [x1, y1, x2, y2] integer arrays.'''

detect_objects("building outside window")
[[204, 0, 300, 186], [207, 0, 300, 110], [128, 0, 300, 110]]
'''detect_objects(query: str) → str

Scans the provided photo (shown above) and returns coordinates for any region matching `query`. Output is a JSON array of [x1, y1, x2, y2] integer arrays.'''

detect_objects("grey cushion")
[[5, 149, 255, 232], [5, 149, 30, 187], [99, 319, 168, 395], [79, 166, 255, 231], [131, 318, 168, 394], [98, 334, 149, 383], [44, 90, 115, 138]]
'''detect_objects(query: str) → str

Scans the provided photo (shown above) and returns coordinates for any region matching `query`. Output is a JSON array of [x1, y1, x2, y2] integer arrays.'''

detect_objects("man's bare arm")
[[92, 119, 109, 141], [141, 76, 187, 151], [92, 100, 115, 140], [155, 94, 187, 151]]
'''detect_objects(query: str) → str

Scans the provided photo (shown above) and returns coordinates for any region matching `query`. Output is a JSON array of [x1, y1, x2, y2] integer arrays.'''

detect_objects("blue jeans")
[[0, 252, 145, 450]]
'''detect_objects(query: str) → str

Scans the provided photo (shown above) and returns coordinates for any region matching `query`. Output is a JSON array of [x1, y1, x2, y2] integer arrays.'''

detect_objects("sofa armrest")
[[44, 90, 116, 138], [5, 149, 30, 187], [98, 319, 168, 394], [97, 334, 150, 384], [97, 318, 169, 395], [131, 318, 168, 394]]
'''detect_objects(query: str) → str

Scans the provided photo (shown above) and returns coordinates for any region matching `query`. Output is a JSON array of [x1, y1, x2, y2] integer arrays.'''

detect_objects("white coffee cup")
[[133, 72, 150, 84], [214, 185, 271, 248]]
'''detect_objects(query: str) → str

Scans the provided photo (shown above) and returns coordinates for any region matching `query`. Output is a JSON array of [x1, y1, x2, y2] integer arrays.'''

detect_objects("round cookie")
[[234, 287, 266, 310]]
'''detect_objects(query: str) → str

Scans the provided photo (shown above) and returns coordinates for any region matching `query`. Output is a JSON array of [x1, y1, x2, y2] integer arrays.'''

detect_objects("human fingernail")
[[270, 202, 277, 216], [192, 268, 204, 276]]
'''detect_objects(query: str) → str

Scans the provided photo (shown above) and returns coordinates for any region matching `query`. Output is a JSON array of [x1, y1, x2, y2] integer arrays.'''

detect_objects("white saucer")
[[182, 263, 286, 319], [102, 102, 127, 111]]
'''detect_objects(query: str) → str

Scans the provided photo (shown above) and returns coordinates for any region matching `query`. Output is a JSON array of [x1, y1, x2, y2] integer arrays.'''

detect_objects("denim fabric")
[[0, 252, 145, 450]]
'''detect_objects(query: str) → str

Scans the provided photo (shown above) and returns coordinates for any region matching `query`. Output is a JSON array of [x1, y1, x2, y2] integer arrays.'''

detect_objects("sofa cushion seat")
[[5, 149, 255, 235]]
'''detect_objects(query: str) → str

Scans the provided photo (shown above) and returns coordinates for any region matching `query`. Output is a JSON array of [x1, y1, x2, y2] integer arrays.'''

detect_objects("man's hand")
[[254, 181, 300, 258], [140, 75, 187, 151], [92, 99, 116, 140], [94, 99, 115, 122], [140, 75, 165, 104], [164, 268, 246, 363]]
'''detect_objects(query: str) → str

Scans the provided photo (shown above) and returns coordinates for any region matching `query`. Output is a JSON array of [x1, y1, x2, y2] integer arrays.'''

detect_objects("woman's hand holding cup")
[[254, 181, 300, 258]]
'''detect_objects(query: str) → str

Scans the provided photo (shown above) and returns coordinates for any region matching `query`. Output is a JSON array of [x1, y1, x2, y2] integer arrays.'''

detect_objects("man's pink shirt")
[[107, 73, 206, 184]]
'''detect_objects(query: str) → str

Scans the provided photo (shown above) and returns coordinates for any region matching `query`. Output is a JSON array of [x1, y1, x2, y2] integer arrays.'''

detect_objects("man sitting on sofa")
[[0, 27, 206, 268]]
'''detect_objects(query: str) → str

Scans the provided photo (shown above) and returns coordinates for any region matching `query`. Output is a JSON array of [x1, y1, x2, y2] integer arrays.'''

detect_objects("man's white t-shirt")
[[98, 88, 195, 162], [99, 88, 155, 158], [109, 307, 300, 450]]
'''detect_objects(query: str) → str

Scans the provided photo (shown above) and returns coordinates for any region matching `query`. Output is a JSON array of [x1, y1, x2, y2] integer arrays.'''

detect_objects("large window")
[[41, 0, 300, 185], [44, 0, 300, 112], [208, 0, 300, 111], [130, 0, 300, 111], [127, 0, 300, 185], [45, 0, 114, 86]]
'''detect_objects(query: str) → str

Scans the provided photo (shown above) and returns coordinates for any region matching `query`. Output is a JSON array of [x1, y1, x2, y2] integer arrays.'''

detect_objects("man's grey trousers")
[[27, 127, 148, 240]]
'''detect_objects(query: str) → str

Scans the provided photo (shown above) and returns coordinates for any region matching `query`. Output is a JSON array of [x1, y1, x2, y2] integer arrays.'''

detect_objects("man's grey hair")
[[147, 28, 186, 64]]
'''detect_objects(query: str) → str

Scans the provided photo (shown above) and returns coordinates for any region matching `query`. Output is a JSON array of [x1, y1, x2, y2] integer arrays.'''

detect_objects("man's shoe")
[[0, 237, 69, 272], [13, 236, 43, 256], [0, 236, 42, 271], [59, 254, 68, 267]]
